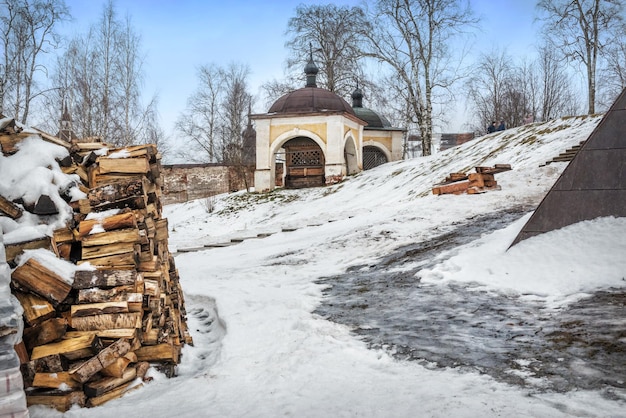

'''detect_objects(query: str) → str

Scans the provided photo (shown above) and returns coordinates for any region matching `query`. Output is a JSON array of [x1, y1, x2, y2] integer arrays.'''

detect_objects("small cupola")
[[304, 44, 319, 88]]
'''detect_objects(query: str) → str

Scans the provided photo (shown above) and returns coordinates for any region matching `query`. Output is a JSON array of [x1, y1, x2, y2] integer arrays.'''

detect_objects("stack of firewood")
[[432, 164, 512, 195], [2, 127, 192, 412]]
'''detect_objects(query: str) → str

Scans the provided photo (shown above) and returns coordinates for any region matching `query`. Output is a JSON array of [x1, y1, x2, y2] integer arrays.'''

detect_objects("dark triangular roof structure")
[[511, 87, 626, 246]]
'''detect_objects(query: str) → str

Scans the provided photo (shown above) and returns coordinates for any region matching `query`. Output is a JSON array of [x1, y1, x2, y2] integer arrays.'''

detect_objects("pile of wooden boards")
[[432, 164, 512, 195], [1, 126, 193, 412]]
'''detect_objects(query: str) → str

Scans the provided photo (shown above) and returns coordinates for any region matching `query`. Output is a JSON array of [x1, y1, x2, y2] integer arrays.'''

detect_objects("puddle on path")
[[315, 208, 626, 398]]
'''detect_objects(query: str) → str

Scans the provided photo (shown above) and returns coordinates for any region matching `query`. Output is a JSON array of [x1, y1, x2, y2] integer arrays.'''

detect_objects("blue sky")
[[60, 0, 540, 134]]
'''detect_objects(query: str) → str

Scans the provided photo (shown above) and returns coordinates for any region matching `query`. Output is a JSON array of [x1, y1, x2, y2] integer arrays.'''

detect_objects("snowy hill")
[[29, 115, 626, 417]]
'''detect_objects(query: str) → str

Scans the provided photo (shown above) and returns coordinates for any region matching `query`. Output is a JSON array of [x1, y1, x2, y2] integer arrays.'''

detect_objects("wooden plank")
[[32, 372, 83, 391], [26, 390, 86, 412], [4, 236, 52, 265], [69, 338, 132, 383], [70, 312, 142, 331], [23, 317, 67, 350], [13, 291, 55, 326], [73, 269, 137, 290], [432, 180, 470, 195], [98, 156, 150, 174], [78, 212, 137, 238], [0, 194, 23, 219], [31, 334, 102, 361], [71, 302, 129, 318], [81, 227, 140, 247], [11, 258, 73, 306]]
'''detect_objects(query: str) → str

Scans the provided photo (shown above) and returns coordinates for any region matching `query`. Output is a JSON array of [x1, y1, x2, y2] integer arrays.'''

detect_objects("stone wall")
[[161, 164, 254, 205]]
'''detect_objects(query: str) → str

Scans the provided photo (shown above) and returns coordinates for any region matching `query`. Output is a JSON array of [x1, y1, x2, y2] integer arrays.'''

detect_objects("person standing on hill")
[[487, 121, 497, 133], [497, 120, 506, 131]]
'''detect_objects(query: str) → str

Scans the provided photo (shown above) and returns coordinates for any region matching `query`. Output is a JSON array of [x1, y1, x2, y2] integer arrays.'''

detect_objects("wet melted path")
[[315, 208, 626, 398]]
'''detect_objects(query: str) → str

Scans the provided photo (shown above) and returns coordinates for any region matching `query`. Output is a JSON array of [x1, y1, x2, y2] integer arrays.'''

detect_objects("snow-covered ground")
[[21, 114, 626, 417]]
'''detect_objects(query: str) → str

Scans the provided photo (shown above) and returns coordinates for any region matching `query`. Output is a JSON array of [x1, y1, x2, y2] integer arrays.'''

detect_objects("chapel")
[[252, 53, 404, 191]]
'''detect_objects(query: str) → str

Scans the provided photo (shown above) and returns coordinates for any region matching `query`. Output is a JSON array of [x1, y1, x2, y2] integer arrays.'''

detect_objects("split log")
[[4, 236, 52, 265], [69, 338, 132, 383], [102, 352, 137, 378], [70, 312, 142, 331], [73, 269, 137, 290], [11, 258, 73, 306], [81, 228, 140, 248], [71, 302, 129, 318], [23, 318, 67, 350], [0, 132, 32, 155], [155, 218, 168, 241], [86, 379, 142, 407], [78, 211, 137, 238], [0, 194, 23, 219], [135, 343, 179, 363], [14, 291, 55, 326], [30, 354, 69, 373], [52, 227, 76, 245], [77, 289, 143, 312], [81, 241, 137, 260], [136, 361, 150, 380], [32, 372, 83, 391], [87, 177, 146, 207], [64, 328, 138, 341], [85, 367, 137, 398], [26, 390, 86, 412], [77, 252, 137, 270], [98, 156, 150, 174], [31, 334, 102, 361]]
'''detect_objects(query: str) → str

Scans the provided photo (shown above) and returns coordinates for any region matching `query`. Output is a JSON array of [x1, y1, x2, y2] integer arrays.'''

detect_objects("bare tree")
[[599, 23, 626, 108], [285, 4, 368, 97], [363, 0, 477, 156], [0, 0, 69, 123], [466, 49, 513, 133], [536, 44, 580, 121], [537, 0, 624, 114], [175, 62, 252, 165], [49, 0, 158, 146]]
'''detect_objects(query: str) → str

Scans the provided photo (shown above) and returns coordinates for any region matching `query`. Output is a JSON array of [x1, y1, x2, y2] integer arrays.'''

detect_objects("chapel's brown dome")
[[268, 87, 356, 116]]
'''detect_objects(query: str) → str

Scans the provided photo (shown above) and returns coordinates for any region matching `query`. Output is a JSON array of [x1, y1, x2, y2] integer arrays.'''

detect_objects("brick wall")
[[161, 164, 254, 205]]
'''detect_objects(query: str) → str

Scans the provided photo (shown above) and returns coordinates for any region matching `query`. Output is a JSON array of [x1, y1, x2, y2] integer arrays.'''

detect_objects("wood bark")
[[70, 312, 142, 331], [73, 269, 137, 290]]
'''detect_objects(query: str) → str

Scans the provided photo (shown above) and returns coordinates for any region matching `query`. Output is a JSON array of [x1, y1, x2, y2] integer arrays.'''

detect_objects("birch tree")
[[52, 0, 158, 146], [176, 62, 252, 164], [363, 0, 477, 156], [537, 0, 624, 114], [0, 0, 69, 123]]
